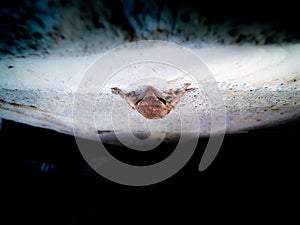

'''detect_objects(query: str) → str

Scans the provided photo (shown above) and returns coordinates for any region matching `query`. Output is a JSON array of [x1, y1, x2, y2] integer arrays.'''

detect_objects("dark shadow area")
[[1, 118, 299, 223]]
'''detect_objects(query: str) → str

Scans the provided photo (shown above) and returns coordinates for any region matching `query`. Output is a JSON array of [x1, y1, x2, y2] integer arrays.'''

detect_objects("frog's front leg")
[[111, 87, 137, 110], [167, 83, 195, 109]]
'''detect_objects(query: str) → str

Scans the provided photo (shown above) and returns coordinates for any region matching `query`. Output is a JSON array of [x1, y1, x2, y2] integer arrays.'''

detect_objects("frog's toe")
[[185, 87, 196, 92], [111, 87, 121, 94], [184, 83, 191, 88]]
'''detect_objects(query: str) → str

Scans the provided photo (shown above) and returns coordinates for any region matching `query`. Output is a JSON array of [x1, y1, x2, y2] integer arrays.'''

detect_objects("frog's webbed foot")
[[111, 87, 137, 110]]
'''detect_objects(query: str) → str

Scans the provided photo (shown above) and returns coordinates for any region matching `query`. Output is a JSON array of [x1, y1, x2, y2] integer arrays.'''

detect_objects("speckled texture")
[[1, 0, 299, 58], [1, 44, 300, 142]]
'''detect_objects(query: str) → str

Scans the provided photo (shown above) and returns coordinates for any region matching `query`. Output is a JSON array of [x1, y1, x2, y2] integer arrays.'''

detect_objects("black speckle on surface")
[[29, 44, 37, 50], [8, 65, 14, 69], [0, 48, 13, 55], [236, 34, 247, 44]]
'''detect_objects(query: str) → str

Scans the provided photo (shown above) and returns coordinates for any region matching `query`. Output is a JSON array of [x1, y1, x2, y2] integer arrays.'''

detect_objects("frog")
[[111, 83, 195, 119]]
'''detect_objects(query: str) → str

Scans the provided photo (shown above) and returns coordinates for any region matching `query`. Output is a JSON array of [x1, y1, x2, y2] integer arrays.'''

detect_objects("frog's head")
[[136, 95, 170, 119]]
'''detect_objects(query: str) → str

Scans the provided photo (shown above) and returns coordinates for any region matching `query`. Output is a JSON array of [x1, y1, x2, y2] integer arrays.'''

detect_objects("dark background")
[[1, 117, 299, 223]]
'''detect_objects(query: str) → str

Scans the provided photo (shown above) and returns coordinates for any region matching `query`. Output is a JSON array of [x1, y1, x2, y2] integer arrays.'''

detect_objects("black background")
[[1, 117, 299, 223]]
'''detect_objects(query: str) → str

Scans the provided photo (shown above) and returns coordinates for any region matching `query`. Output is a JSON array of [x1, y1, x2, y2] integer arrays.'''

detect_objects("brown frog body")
[[111, 83, 195, 119]]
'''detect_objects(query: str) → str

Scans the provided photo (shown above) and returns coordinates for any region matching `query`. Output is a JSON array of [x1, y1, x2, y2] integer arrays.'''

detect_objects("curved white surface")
[[0, 44, 299, 142]]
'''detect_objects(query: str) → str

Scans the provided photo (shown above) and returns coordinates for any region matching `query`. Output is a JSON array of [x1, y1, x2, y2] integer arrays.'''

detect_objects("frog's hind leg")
[[111, 87, 137, 110]]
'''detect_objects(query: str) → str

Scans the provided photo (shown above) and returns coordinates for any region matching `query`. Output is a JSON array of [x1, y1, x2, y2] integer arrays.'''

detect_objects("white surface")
[[0, 44, 299, 142]]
